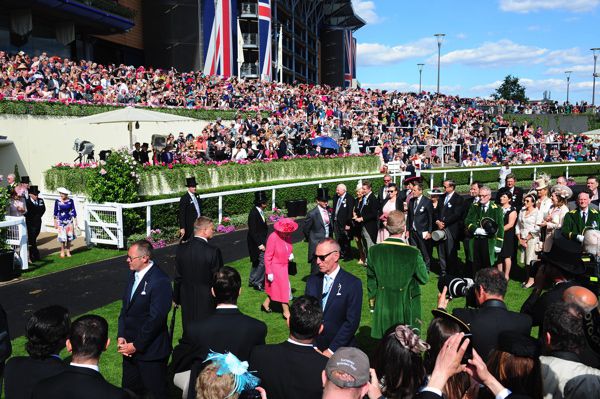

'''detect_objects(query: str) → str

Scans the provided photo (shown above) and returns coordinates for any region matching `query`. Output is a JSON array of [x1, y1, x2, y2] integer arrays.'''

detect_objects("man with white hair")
[[332, 184, 355, 261]]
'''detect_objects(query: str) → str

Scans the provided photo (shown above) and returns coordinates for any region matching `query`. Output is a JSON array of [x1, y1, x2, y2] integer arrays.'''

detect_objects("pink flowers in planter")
[[217, 216, 235, 234]]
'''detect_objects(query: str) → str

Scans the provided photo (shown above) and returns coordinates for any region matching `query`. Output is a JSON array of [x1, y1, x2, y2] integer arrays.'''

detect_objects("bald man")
[[563, 285, 600, 368], [333, 184, 355, 261]]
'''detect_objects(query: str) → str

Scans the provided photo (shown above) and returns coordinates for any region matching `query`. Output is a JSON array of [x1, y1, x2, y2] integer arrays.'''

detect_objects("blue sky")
[[351, 0, 599, 103]]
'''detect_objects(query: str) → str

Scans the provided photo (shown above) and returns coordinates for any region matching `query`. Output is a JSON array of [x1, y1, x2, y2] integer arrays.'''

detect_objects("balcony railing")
[[240, 3, 258, 17], [243, 33, 258, 47]]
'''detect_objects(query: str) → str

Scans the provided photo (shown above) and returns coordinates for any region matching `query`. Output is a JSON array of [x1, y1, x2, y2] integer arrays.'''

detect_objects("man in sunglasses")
[[305, 239, 362, 358]]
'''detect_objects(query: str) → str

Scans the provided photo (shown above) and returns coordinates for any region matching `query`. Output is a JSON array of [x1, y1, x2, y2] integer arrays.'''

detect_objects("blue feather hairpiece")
[[204, 351, 260, 397]]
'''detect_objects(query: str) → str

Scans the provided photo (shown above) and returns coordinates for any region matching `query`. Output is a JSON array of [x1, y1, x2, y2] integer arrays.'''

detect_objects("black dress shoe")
[[261, 305, 272, 313]]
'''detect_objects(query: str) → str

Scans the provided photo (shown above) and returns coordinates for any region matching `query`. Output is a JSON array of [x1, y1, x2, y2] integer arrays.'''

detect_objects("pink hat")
[[274, 218, 298, 233]]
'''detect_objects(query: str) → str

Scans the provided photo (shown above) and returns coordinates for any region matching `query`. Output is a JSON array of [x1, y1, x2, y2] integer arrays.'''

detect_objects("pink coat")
[[264, 231, 293, 303]]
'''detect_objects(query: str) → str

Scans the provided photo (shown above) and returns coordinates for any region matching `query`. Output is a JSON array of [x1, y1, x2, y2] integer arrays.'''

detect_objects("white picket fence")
[[0, 216, 29, 270]]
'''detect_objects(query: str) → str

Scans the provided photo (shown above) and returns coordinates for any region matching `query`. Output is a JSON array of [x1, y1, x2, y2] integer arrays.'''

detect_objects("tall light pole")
[[592, 48, 600, 107], [565, 70, 572, 104], [417, 63, 424, 93], [434, 33, 445, 96]]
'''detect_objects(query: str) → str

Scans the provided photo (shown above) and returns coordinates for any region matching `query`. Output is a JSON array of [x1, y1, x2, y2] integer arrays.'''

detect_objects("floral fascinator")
[[204, 351, 260, 397]]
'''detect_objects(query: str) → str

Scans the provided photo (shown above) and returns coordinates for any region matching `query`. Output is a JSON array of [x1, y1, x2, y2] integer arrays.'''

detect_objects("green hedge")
[[44, 155, 380, 196], [420, 163, 600, 188], [0, 100, 249, 120], [73, 0, 136, 19]]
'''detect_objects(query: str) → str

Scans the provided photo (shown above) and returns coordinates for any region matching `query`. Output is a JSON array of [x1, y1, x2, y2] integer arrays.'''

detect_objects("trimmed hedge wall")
[[44, 155, 381, 196], [0, 100, 248, 120]]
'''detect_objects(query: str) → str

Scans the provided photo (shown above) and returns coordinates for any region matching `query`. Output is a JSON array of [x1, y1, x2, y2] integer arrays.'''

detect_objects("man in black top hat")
[[25, 186, 46, 262], [20, 176, 30, 199], [303, 188, 332, 275], [179, 177, 201, 242], [520, 237, 585, 329], [248, 191, 269, 290]]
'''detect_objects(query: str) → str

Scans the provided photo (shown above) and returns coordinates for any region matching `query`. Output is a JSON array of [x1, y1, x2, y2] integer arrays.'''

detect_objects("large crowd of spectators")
[[2, 50, 600, 168]]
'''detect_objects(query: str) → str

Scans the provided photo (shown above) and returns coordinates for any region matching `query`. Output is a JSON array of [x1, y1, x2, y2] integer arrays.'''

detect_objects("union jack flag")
[[344, 30, 356, 88], [258, 0, 272, 81], [203, 0, 237, 77]]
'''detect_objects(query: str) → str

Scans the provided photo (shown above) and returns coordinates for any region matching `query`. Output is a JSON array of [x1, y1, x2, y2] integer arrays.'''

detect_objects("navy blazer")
[[305, 268, 362, 352], [118, 263, 172, 361]]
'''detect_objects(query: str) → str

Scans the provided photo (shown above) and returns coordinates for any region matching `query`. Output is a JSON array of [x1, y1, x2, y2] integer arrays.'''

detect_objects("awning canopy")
[[322, 0, 366, 31]]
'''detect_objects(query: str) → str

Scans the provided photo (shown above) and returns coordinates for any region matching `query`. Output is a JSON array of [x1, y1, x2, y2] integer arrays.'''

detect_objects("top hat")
[[431, 309, 470, 333], [481, 217, 498, 236], [254, 191, 268, 205], [540, 237, 585, 275], [20, 175, 30, 184], [29, 185, 40, 195], [316, 187, 330, 202], [185, 176, 197, 187]]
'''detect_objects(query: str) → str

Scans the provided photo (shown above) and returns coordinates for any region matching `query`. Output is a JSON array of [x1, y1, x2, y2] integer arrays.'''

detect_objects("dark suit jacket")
[[178, 191, 201, 239], [25, 197, 46, 230], [333, 193, 356, 232], [174, 237, 223, 330], [407, 196, 434, 234], [377, 185, 391, 202], [358, 192, 379, 242], [117, 263, 172, 361], [437, 192, 465, 238], [520, 280, 578, 328], [179, 307, 267, 399], [249, 340, 328, 399], [31, 365, 129, 399], [4, 356, 67, 399], [303, 206, 332, 262], [247, 206, 268, 263], [305, 268, 362, 351], [454, 299, 532, 361], [496, 186, 524, 212]]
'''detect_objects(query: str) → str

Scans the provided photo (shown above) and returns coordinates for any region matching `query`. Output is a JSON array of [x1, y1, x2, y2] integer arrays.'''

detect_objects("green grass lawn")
[[7, 241, 536, 391], [13, 247, 124, 280]]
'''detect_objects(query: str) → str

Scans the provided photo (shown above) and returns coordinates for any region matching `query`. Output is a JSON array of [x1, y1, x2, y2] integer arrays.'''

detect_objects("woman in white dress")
[[516, 192, 542, 288], [538, 184, 572, 253]]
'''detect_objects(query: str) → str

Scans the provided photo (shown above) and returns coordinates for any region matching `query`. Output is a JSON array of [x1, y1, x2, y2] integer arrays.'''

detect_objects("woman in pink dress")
[[262, 218, 298, 319]]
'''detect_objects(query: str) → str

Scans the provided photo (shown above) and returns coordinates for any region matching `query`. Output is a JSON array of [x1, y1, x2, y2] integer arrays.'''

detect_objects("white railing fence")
[[0, 216, 29, 270]]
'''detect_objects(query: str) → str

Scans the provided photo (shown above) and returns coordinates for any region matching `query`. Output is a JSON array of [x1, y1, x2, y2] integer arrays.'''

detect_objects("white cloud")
[[499, 0, 600, 13], [546, 64, 594, 75], [456, 33, 467, 40], [352, 0, 380, 24], [362, 81, 462, 93], [437, 39, 547, 66], [357, 38, 437, 66], [470, 77, 590, 96], [540, 48, 589, 66]]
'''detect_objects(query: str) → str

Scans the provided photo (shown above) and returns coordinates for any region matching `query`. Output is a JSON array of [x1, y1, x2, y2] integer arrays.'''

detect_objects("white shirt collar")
[[70, 362, 100, 372], [287, 338, 315, 347], [135, 261, 153, 281], [194, 236, 208, 242], [326, 265, 341, 281], [216, 304, 238, 309]]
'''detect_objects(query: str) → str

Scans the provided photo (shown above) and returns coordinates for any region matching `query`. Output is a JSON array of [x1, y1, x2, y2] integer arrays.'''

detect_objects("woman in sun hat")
[[53, 187, 77, 258], [262, 217, 298, 319]]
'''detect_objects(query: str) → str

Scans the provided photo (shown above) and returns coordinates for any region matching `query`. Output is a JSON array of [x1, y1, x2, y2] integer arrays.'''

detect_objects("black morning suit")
[[249, 340, 328, 399], [31, 365, 129, 399], [454, 299, 532, 362], [333, 193, 356, 260], [358, 192, 379, 245], [437, 192, 465, 275], [407, 196, 434, 270], [520, 280, 578, 329], [174, 237, 223, 333], [176, 308, 267, 399], [4, 357, 67, 399], [178, 191, 201, 241], [247, 206, 268, 287], [25, 196, 46, 261], [118, 264, 172, 399]]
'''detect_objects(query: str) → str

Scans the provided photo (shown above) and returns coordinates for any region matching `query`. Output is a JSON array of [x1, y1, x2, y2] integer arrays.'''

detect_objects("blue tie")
[[130, 273, 140, 300], [322, 275, 333, 308]]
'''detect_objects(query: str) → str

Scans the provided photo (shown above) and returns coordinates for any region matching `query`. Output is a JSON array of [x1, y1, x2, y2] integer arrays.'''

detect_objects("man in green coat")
[[464, 186, 504, 274], [562, 189, 600, 243], [367, 210, 429, 338]]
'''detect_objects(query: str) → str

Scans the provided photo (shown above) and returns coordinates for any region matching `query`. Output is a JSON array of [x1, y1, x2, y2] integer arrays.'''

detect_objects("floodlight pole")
[[417, 63, 424, 93], [565, 71, 572, 104], [592, 48, 600, 107], [434, 33, 445, 96]]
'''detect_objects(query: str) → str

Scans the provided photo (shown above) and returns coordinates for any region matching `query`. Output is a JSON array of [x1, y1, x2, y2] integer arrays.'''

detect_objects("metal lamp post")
[[434, 33, 445, 95], [565, 70, 572, 104], [592, 48, 600, 107], [417, 63, 424, 93]]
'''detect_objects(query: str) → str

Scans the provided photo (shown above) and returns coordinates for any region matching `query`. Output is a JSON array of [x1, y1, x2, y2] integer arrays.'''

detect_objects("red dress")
[[264, 231, 293, 303]]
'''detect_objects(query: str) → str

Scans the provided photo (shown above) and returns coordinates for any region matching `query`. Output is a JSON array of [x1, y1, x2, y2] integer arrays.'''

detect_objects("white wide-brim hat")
[[57, 187, 71, 195]]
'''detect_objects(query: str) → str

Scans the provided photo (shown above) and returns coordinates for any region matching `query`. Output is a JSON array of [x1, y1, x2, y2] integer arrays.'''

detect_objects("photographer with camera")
[[437, 268, 532, 362], [520, 238, 585, 329]]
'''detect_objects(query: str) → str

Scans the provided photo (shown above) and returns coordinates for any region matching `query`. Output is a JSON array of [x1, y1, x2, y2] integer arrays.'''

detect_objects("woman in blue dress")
[[53, 187, 77, 258]]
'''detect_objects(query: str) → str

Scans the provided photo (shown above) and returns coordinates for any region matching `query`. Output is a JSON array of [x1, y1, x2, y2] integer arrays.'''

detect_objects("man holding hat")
[[179, 177, 201, 242], [321, 347, 370, 399], [25, 185, 46, 262], [332, 184, 355, 261], [303, 188, 333, 275], [435, 180, 464, 276], [247, 191, 269, 290]]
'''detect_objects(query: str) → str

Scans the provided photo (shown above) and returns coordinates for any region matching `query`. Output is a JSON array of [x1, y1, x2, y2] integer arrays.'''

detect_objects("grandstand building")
[[0, 0, 363, 87]]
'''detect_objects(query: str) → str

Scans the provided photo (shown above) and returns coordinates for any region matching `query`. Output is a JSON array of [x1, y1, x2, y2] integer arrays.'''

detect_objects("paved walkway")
[[0, 223, 307, 337], [36, 232, 88, 258]]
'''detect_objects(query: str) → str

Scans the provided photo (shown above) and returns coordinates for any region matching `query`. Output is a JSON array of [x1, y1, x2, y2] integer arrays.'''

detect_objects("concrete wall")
[[0, 115, 210, 193], [503, 114, 591, 133]]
